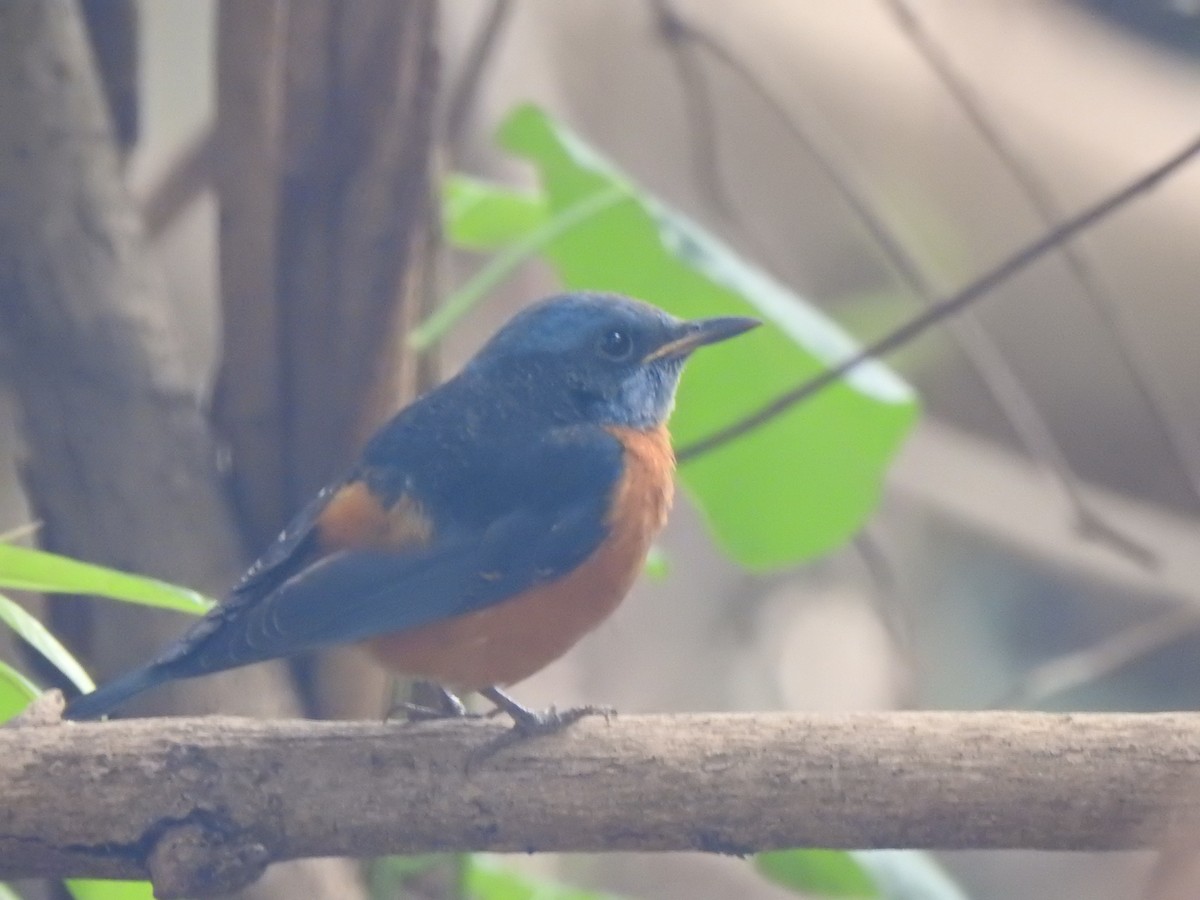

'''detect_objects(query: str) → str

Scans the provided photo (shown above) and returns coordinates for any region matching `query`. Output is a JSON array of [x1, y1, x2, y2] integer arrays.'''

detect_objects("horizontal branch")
[[4, 709, 1200, 895]]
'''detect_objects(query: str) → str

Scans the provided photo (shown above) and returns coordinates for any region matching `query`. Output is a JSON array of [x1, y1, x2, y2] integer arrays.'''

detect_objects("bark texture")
[[214, 0, 439, 546], [212, 0, 440, 723], [0, 0, 256, 700], [0, 2, 366, 896], [2, 711, 1199, 895]]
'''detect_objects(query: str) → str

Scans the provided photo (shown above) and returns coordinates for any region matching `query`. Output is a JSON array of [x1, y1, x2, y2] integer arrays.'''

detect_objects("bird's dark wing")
[[226, 484, 343, 600], [156, 425, 624, 678]]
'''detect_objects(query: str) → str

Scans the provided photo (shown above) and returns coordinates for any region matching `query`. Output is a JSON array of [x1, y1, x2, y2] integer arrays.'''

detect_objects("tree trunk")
[[0, 2, 366, 896], [213, 0, 439, 722]]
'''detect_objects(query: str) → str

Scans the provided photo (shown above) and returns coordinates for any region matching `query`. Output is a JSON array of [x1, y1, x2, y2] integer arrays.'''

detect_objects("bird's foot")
[[505, 702, 614, 737], [469, 686, 614, 764]]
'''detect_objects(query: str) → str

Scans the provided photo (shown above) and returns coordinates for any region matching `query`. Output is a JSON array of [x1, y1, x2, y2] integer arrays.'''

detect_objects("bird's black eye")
[[597, 328, 634, 361]]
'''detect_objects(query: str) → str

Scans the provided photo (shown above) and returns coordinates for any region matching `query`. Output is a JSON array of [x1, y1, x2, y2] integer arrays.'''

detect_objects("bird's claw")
[[508, 703, 614, 736], [467, 700, 615, 769]]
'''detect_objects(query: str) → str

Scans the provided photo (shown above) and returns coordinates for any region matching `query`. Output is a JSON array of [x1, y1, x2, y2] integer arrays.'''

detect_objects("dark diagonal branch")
[[888, 0, 1200, 513], [884, 0, 1200, 512], [651, 0, 1156, 564], [141, 128, 215, 239], [651, 0, 736, 219], [994, 606, 1200, 709], [445, 0, 514, 151], [678, 132, 1200, 462]]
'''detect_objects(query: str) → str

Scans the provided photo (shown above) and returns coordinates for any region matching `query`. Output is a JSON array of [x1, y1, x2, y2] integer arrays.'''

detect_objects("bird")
[[64, 292, 759, 729]]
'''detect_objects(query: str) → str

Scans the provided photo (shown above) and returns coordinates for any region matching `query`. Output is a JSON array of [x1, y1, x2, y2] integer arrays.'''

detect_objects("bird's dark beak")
[[642, 315, 761, 364]]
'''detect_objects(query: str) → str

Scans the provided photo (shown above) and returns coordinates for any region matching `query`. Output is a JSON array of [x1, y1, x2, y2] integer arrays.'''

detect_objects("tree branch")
[[444, 0, 513, 151], [4, 710, 1200, 894], [651, 0, 1155, 566], [0, 6, 371, 896], [677, 130, 1200, 462], [883, 0, 1200, 511], [79, 0, 139, 158]]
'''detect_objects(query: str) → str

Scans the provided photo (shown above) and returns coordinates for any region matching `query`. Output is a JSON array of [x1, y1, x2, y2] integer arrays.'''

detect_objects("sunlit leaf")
[[853, 851, 970, 900], [756, 849, 880, 898], [463, 856, 625, 900], [413, 185, 627, 350], [643, 545, 669, 580], [0, 659, 38, 723], [494, 104, 918, 568], [0, 544, 211, 614], [0, 593, 94, 692], [370, 854, 461, 897], [0, 883, 23, 900], [755, 849, 971, 900], [445, 174, 548, 249], [65, 879, 156, 900]]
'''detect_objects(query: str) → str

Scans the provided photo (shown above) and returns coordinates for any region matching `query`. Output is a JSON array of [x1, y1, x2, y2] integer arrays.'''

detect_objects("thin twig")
[[445, 0, 514, 151], [80, 0, 139, 159], [140, 128, 215, 240], [0, 521, 41, 544], [650, 0, 735, 219], [851, 527, 917, 669], [994, 606, 1200, 709], [650, 0, 1153, 564], [678, 131, 1200, 461], [649, 0, 929, 295], [410, 185, 628, 349], [884, 0, 1200, 511]]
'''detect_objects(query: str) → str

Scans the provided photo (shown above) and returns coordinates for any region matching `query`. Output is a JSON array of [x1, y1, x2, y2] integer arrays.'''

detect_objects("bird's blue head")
[[466, 293, 759, 430]]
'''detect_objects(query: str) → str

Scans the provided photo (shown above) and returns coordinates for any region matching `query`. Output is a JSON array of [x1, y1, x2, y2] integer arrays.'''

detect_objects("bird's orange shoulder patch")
[[316, 481, 434, 553]]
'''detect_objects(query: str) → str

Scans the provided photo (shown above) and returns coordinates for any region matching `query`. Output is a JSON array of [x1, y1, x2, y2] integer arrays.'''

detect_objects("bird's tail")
[[63, 664, 165, 720]]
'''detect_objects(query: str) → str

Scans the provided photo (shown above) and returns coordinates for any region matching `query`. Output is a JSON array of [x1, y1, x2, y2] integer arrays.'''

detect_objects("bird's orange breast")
[[366, 425, 675, 689]]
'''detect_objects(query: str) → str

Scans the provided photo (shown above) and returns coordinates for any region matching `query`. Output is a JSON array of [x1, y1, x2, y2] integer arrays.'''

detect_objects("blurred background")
[[2, 1, 1199, 899]]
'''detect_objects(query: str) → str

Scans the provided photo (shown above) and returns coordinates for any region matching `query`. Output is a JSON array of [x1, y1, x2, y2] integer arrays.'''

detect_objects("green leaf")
[[0, 593, 94, 693], [755, 850, 971, 900], [444, 174, 549, 249], [463, 856, 624, 900], [643, 545, 669, 580], [852, 851, 969, 900], [756, 849, 880, 898], [496, 104, 919, 568], [0, 883, 24, 900], [0, 659, 38, 723], [370, 854, 460, 897], [413, 184, 627, 350], [0, 544, 212, 614], [65, 880, 156, 900]]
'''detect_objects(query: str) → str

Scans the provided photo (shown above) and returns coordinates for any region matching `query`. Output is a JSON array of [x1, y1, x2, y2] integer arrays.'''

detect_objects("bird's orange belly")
[[365, 426, 675, 690]]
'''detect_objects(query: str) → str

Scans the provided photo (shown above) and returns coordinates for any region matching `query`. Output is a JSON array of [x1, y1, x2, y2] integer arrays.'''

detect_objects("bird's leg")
[[480, 685, 613, 736], [386, 681, 474, 722]]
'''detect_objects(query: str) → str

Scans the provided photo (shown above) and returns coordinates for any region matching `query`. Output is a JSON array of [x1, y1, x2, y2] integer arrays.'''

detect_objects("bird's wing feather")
[[158, 426, 623, 678], [225, 483, 344, 600]]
